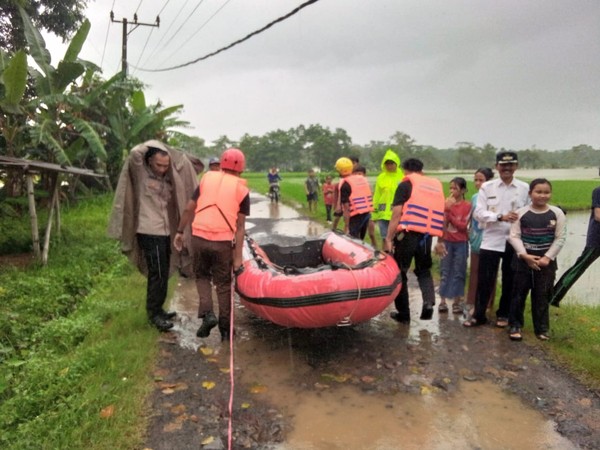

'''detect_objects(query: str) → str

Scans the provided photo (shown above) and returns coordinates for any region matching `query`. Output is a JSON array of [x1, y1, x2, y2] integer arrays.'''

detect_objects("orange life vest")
[[397, 173, 444, 237], [343, 174, 374, 217], [192, 171, 249, 241]]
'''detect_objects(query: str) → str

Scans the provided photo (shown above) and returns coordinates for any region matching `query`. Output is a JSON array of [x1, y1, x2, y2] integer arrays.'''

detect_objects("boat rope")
[[227, 270, 235, 450], [337, 262, 362, 326]]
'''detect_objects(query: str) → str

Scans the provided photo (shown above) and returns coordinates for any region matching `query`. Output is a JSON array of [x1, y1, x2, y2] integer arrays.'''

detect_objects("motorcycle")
[[269, 183, 280, 203]]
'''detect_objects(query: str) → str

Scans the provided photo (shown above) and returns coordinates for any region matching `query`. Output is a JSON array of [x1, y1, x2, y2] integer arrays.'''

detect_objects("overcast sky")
[[44, 0, 600, 150]]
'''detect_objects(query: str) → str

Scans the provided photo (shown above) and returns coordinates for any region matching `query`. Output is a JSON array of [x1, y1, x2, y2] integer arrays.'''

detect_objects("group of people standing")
[[110, 141, 597, 344], [333, 150, 577, 342]]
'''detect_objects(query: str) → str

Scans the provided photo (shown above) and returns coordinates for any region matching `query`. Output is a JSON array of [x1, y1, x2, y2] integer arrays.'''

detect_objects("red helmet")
[[220, 148, 245, 172]]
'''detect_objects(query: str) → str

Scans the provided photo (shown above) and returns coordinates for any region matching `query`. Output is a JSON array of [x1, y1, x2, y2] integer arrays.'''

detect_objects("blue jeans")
[[377, 220, 389, 241], [439, 241, 468, 299]]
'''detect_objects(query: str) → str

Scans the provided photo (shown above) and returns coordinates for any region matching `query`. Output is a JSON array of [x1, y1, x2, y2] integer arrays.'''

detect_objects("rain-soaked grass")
[[545, 305, 600, 390], [0, 195, 158, 449]]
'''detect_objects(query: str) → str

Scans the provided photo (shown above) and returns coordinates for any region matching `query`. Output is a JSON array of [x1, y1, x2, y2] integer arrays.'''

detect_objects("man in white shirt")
[[464, 151, 530, 328]]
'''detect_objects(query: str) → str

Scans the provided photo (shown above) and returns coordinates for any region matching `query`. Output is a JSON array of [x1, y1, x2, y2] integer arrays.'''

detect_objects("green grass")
[[0, 196, 159, 450], [544, 305, 600, 390]]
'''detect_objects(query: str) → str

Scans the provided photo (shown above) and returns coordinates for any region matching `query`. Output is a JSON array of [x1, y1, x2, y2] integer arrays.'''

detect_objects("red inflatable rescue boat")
[[235, 232, 402, 328]]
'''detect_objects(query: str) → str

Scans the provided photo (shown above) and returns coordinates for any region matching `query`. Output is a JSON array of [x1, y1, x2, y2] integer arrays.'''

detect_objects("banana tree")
[[0, 48, 28, 196], [19, 6, 106, 167]]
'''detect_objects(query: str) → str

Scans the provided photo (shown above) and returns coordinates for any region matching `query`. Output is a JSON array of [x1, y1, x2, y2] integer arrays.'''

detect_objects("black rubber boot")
[[390, 311, 410, 324], [149, 316, 174, 332], [159, 310, 176, 320], [196, 312, 218, 338], [219, 324, 234, 341]]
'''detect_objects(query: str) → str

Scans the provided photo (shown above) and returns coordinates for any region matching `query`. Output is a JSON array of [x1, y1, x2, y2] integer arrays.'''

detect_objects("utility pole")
[[110, 11, 160, 76]]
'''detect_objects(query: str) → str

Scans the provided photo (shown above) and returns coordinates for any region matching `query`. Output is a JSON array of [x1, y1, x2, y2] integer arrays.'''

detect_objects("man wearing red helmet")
[[174, 148, 250, 341]]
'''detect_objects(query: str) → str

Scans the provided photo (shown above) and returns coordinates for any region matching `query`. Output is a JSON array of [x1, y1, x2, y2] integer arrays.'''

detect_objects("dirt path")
[[143, 197, 600, 450]]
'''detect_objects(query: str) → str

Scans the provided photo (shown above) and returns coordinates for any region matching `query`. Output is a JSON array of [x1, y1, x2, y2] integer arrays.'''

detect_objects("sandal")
[[495, 318, 509, 328], [463, 317, 486, 328], [537, 334, 549, 341], [509, 327, 523, 341], [452, 303, 463, 314], [438, 303, 449, 313]]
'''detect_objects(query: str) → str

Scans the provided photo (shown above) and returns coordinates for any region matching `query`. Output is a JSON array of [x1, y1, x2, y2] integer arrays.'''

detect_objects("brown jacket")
[[107, 140, 198, 275]]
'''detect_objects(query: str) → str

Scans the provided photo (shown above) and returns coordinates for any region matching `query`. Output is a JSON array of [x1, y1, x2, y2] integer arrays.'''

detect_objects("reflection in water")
[[267, 382, 573, 450], [269, 202, 280, 219], [230, 322, 574, 450]]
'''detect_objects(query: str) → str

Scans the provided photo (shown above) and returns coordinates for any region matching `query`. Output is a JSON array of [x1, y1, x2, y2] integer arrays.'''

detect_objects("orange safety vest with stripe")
[[192, 171, 249, 241], [397, 173, 445, 237], [343, 174, 374, 217]]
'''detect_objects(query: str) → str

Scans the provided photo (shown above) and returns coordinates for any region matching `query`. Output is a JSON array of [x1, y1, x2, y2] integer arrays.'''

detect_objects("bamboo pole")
[[55, 177, 61, 238], [26, 174, 41, 258], [41, 175, 59, 265]]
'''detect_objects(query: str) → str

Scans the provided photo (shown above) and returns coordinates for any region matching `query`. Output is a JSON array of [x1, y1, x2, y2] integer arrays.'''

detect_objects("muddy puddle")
[[165, 194, 581, 449]]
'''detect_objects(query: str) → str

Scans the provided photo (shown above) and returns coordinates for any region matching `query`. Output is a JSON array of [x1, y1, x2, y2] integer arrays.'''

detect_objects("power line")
[[134, 0, 321, 73], [141, 0, 192, 67], [132, 1, 172, 76], [132, 27, 157, 76], [101, 0, 117, 69], [158, 0, 233, 68], [156, 0, 172, 16], [161, 0, 206, 49], [135, 0, 145, 15]]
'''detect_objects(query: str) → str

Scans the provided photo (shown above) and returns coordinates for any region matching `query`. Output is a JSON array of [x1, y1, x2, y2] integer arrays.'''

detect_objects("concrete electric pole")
[[110, 11, 160, 76]]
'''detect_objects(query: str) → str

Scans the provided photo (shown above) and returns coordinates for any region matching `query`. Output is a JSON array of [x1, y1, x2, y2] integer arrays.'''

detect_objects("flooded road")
[[149, 193, 599, 450]]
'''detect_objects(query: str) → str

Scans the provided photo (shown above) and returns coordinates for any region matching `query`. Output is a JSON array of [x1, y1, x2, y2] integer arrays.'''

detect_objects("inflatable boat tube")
[[235, 231, 402, 328]]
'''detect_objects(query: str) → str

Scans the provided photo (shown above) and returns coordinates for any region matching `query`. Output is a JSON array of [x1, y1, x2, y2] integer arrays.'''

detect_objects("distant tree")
[[455, 142, 478, 170], [210, 135, 237, 157], [1, 0, 89, 52], [168, 135, 209, 157], [389, 131, 416, 160]]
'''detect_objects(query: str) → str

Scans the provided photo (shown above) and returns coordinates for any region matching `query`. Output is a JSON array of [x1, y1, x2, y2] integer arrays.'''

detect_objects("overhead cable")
[[161, 0, 206, 49], [171, 0, 233, 58], [159, 0, 233, 68], [132, 1, 172, 75], [134, 0, 321, 73], [132, 27, 157, 76], [101, 0, 117, 69], [142, 0, 191, 66], [135, 0, 145, 15]]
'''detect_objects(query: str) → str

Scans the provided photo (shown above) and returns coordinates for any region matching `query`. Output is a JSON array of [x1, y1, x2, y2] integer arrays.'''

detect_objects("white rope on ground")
[[337, 262, 362, 326], [227, 270, 235, 450]]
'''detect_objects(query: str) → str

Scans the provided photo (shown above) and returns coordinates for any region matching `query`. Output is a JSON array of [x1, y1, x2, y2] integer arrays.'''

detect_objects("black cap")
[[496, 151, 518, 164], [209, 157, 220, 166]]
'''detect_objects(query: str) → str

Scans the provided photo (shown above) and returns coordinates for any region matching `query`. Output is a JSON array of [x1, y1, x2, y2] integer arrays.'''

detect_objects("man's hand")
[[504, 211, 519, 223], [174, 233, 184, 252], [434, 242, 447, 257], [233, 255, 243, 273], [383, 237, 393, 254]]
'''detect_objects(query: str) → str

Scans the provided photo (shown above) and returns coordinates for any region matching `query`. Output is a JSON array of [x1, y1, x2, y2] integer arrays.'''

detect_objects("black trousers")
[[137, 234, 171, 318], [473, 243, 515, 323], [392, 231, 436, 321], [509, 258, 556, 335]]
